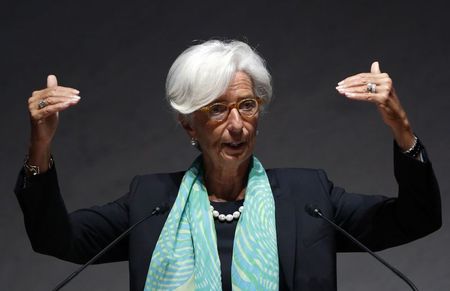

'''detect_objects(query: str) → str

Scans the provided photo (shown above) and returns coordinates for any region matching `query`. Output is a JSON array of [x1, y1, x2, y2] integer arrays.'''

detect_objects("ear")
[[178, 114, 196, 139]]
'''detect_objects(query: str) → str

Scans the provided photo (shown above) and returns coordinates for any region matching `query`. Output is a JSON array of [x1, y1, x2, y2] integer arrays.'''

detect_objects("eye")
[[209, 103, 228, 116], [239, 99, 257, 112]]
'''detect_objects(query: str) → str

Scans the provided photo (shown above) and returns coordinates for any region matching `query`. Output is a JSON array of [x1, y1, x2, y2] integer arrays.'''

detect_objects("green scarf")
[[144, 156, 278, 290]]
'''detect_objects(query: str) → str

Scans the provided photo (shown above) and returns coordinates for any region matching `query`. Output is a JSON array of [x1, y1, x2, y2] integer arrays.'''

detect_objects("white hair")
[[165, 40, 272, 115]]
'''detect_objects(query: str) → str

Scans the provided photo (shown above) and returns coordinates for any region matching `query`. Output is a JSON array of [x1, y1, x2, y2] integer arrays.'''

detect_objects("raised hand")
[[27, 75, 81, 172], [336, 62, 415, 151]]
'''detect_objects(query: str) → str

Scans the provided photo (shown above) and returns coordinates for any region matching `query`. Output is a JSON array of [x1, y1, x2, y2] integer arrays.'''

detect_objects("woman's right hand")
[[27, 75, 80, 172]]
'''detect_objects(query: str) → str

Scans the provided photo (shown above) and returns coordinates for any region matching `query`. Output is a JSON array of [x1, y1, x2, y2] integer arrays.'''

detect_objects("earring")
[[190, 138, 198, 147]]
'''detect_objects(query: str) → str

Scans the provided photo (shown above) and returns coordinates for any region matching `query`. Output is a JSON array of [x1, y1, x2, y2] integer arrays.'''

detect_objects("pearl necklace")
[[210, 205, 244, 222]]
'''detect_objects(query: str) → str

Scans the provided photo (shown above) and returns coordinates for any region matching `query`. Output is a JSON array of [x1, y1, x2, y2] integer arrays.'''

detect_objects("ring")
[[367, 83, 377, 93], [38, 99, 48, 109]]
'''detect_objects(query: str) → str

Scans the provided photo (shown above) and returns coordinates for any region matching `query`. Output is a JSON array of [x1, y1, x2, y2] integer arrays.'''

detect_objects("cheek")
[[245, 122, 258, 146], [198, 126, 225, 149], [246, 120, 258, 136]]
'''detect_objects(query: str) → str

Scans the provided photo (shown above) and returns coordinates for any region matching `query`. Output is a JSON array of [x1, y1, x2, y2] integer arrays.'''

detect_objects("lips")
[[227, 142, 244, 147], [223, 141, 246, 150]]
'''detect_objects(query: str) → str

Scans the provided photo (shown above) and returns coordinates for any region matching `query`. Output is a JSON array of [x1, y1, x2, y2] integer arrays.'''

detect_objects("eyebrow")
[[214, 95, 255, 103]]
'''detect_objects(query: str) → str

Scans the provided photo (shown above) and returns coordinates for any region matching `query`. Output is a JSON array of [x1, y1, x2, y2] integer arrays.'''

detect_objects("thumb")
[[370, 61, 381, 74], [47, 74, 58, 88]]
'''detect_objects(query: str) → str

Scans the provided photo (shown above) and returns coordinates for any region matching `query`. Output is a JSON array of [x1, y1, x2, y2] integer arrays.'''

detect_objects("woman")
[[16, 40, 441, 290]]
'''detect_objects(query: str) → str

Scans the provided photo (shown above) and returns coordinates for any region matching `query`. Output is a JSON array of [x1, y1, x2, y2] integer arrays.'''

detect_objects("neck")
[[203, 156, 251, 202]]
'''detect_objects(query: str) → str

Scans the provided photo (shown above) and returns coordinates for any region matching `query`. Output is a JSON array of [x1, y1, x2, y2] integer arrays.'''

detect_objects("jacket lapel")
[[268, 170, 296, 290]]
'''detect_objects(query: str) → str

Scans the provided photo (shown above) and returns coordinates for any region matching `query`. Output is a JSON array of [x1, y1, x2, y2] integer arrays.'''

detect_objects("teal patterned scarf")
[[144, 156, 278, 290]]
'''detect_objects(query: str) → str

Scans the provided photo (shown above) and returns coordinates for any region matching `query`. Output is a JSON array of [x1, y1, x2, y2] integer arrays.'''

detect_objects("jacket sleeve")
[[14, 165, 134, 264], [326, 142, 442, 252]]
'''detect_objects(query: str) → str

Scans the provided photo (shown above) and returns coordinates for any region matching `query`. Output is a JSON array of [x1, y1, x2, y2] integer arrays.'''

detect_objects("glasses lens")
[[238, 99, 258, 116], [209, 103, 228, 120]]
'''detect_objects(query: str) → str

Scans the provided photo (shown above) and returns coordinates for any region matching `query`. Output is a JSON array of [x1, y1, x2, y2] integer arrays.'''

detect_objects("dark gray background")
[[1, 0, 449, 290]]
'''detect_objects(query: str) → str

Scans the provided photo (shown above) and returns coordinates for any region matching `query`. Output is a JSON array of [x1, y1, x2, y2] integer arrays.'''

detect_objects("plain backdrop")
[[1, 0, 449, 290]]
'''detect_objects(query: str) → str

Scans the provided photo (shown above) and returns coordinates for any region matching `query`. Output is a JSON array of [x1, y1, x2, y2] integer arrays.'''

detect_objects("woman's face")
[[183, 71, 259, 169]]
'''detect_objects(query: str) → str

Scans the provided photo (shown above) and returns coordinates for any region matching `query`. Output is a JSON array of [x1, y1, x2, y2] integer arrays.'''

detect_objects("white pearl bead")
[[209, 203, 243, 222]]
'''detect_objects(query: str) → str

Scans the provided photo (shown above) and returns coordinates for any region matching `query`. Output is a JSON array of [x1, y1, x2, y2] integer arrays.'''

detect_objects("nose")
[[227, 108, 244, 134]]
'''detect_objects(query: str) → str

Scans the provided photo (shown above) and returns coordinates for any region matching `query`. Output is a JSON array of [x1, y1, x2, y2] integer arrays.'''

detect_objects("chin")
[[220, 148, 252, 164]]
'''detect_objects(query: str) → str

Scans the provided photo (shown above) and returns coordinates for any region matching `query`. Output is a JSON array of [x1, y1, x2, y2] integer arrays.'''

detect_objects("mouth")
[[222, 141, 246, 151]]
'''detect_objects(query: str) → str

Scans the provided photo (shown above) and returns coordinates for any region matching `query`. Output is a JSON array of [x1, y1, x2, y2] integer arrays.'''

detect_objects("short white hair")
[[166, 40, 272, 114]]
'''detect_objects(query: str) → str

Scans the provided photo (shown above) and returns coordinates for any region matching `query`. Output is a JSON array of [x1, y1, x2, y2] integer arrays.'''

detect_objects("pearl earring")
[[190, 138, 198, 147]]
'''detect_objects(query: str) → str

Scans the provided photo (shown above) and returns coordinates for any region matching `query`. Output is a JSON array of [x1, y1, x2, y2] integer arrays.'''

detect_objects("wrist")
[[391, 121, 414, 151], [24, 154, 54, 176], [29, 137, 52, 149], [399, 135, 424, 160], [27, 143, 52, 170]]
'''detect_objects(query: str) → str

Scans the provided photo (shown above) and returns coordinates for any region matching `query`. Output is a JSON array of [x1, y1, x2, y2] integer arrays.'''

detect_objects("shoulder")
[[266, 167, 324, 175], [131, 171, 185, 186], [126, 171, 185, 203], [266, 167, 329, 185], [266, 168, 336, 217], [265, 168, 332, 200]]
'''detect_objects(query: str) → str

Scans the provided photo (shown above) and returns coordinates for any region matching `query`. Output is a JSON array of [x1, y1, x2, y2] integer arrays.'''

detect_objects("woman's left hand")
[[336, 62, 415, 151]]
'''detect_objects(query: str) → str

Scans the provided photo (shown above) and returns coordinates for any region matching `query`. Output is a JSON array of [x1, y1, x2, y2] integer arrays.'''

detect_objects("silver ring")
[[367, 83, 377, 93], [38, 99, 48, 109]]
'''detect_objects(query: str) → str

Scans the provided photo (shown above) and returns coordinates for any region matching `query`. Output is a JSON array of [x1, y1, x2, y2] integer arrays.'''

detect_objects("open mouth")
[[223, 141, 246, 150]]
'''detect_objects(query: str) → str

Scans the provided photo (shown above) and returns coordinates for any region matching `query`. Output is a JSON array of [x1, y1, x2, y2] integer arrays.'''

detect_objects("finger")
[[47, 75, 58, 88], [342, 92, 386, 103], [30, 87, 80, 101], [43, 87, 80, 98], [337, 76, 386, 90], [371, 61, 381, 74], [31, 89, 45, 96], [31, 99, 80, 120], [338, 73, 388, 88], [33, 96, 81, 109], [337, 84, 390, 95], [28, 95, 81, 112]]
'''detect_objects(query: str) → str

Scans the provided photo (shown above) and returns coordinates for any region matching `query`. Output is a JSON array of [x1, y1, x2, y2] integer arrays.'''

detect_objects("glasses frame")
[[198, 97, 264, 122]]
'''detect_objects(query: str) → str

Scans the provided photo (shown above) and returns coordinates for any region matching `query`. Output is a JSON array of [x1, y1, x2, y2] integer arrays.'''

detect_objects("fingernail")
[[71, 95, 81, 99], [338, 81, 344, 86], [73, 90, 80, 94], [345, 92, 355, 97]]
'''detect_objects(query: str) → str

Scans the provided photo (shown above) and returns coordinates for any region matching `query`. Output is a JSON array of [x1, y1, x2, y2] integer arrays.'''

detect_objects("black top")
[[210, 199, 244, 291], [14, 142, 441, 291]]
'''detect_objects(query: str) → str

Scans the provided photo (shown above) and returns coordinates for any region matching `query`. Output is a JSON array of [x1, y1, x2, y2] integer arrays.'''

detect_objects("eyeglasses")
[[199, 97, 263, 122]]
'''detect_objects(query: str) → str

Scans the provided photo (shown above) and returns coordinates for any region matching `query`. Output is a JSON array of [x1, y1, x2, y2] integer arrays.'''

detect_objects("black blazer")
[[15, 145, 441, 291]]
